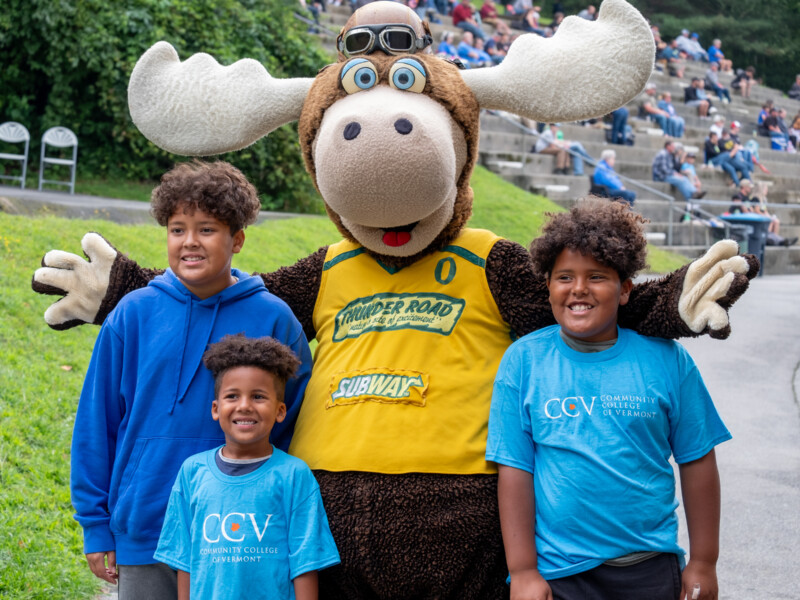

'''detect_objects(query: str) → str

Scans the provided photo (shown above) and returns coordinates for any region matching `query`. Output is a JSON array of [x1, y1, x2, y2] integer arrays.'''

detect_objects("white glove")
[[33, 233, 117, 328], [678, 239, 753, 336]]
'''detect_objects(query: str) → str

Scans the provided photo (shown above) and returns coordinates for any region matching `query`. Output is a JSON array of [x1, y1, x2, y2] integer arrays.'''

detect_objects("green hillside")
[[0, 165, 686, 597]]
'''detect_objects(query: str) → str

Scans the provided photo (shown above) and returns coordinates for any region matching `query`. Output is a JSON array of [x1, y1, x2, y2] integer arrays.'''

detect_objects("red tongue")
[[383, 230, 411, 247]]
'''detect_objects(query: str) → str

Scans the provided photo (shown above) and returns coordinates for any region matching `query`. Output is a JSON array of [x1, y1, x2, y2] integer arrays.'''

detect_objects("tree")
[[0, 0, 331, 212], [630, 0, 800, 89]]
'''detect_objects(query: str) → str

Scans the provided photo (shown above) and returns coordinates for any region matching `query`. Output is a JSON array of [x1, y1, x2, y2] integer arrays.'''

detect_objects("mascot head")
[[128, 0, 654, 268]]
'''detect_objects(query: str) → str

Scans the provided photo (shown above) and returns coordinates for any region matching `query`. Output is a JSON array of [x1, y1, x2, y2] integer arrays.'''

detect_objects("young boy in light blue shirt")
[[487, 198, 730, 600], [156, 334, 339, 600]]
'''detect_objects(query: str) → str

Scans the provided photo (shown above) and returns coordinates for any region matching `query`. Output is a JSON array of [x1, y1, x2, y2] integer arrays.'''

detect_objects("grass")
[[0, 165, 687, 598]]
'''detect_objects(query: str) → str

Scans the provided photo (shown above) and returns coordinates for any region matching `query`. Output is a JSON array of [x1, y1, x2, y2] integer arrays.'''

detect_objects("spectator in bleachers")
[[789, 111, 800, 151], [509, 0, 532, 13], [731, 67, 755, 99], [593, 149, 636, 206], [484, 30, 510, 63], [533, 123, 595, 177], [677, 151, 704, 201], [676, 30, 703, 61], [457, 31, 493, 67], [414, 0, 444, 23], [704, 131, 745, 187], [434, 0, 453, 17], [474, 37, 501, 65], [436, 31, 460, 62], [656, 92, 685, 138], [609, 107, 630, 146], [688, 32, 709, 61], [757, 100, 774, 136], [550, 11, 564, 32], [651, 24, 663, 45], [763, 107, 793, 152], [299, 0, 323, 32], [709, 114, 726, 138], [511, 6, 545, 35], [705, 62, 731, 104], [729, 120, 771, 174], [652, 140, 702, 213], [719, 129, 755, 181], [577, 4, 596, 20], [684, 78, 711, 118], [535, 123, 569, 175], [638, 83, 684, 138], [789, 74, 800, 101], [657, 39, 686, 78], [777, 108, 796, 153], [479, 0, 509, 33], [707, 39, 732, 72], [452, 0, 487, 41], [729, 180, 796, 246]]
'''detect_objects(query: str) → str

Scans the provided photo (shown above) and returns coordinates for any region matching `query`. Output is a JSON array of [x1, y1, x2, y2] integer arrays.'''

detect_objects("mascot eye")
[[341, 59, 378, 94], [389, 59, 427, 93]]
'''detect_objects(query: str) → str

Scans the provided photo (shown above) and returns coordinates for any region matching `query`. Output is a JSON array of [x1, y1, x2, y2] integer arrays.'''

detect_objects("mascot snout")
[[313, 86, 466, 230]]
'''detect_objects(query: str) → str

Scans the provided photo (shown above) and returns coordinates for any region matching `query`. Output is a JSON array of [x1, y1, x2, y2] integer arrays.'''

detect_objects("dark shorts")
[[314, 471, 509, 600], [548, 553, 682, 600], [118, 563, 177, 600]]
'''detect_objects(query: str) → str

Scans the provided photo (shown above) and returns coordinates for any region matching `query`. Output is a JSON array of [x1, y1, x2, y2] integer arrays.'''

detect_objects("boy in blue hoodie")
[[71, 161, 312, 599]]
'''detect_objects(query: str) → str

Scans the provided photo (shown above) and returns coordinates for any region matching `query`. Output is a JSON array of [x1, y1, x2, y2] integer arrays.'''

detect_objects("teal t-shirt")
[[155, 447, 340, 599], [486, 325, 730, 580]]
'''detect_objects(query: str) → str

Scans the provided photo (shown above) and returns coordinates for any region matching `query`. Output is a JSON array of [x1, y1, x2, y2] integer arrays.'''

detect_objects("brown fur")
[[314, 471, 509, 600], [298, 55, 479, 270]]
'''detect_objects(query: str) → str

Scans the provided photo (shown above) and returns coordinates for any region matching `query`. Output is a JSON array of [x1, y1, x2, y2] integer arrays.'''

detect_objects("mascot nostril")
[[394, 118, 413, 135], [343, 122, 361, 141]]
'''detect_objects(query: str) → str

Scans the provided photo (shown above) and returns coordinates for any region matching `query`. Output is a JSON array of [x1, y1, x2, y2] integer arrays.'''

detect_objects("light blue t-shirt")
[[155, 447, 340, 599], [486, 326, 730, 580]]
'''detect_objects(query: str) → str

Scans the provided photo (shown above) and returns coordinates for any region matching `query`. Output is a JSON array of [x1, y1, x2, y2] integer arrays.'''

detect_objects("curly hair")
[[530, 197, 649, 281], [203, 334, 301, 400], [150, 160, 261, 233]]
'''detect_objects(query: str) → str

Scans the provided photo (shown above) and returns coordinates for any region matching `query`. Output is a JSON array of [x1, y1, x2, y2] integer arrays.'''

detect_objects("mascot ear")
[[128, 41, 314, 156], [461, 0, 654, 123]]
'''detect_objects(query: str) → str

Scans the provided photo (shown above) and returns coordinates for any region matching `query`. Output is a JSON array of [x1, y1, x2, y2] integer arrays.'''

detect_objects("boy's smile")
[[212, 366, 286, 460], [167, 205, 245, 299], [547, 248, 633, 343]]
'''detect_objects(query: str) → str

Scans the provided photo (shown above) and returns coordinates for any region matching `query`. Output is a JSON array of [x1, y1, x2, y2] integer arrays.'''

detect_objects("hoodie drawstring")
[[170, 295, 223, 414]]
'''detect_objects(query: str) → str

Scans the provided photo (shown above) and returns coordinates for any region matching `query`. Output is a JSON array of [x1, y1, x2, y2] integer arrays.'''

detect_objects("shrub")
[[0, 0, 331, 212]]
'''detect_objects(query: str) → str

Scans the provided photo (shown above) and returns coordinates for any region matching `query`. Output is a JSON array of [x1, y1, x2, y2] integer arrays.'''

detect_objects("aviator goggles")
[[338, 23, 433, 58]]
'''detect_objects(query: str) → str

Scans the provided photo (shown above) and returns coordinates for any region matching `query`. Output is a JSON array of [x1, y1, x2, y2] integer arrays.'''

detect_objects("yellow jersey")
[[289, 228, 514, 474]]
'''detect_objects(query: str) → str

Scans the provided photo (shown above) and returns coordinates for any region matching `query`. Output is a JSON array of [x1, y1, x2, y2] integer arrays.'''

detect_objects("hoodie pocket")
[[110, 437, 220, 540]]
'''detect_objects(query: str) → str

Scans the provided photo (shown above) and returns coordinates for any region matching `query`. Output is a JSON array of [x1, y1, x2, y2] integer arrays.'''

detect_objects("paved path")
[[0, 185, 309, 224], [678, 275, 800, 599]]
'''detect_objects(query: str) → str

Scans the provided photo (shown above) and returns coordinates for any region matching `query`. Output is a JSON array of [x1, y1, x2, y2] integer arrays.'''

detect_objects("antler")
[[128, 41, 314, 156], [461, 0, 654, 123]]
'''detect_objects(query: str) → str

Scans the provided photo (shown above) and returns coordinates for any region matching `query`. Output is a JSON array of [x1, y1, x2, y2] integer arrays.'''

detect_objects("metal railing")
[[483, 110, 741, 246], [293, 11, 340, 37]]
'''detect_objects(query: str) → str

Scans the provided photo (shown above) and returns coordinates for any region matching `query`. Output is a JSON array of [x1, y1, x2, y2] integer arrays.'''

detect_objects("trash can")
[[719, 213, 772, 276]]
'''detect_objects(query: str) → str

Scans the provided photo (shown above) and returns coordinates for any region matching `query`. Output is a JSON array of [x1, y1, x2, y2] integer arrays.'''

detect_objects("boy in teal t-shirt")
[[487, 198, 730, 600], [155, 334, 339, 600]]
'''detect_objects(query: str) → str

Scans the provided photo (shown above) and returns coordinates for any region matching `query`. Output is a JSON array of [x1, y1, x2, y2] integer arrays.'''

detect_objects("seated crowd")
[[314, 0, 799, 237]]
